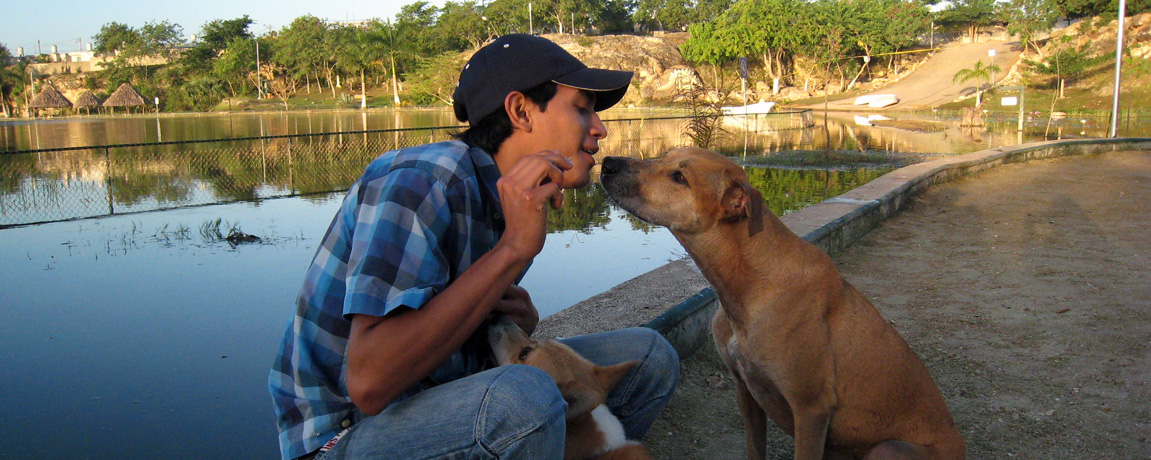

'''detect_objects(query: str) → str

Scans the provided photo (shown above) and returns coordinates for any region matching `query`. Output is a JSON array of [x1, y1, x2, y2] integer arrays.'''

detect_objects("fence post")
[[105, 146, 115, 216]]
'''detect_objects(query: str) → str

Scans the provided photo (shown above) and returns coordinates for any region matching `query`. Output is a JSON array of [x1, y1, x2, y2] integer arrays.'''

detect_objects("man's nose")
[[590, 112, 607, 139]]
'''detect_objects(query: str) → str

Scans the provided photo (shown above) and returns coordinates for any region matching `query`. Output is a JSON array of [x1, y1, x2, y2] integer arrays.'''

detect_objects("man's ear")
[[504, 91, 533, 132], [722, 180, 766, 237]]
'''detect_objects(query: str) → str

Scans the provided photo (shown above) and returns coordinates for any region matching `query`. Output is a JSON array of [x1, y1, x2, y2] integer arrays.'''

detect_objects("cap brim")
[[553, 68, 634, 112]]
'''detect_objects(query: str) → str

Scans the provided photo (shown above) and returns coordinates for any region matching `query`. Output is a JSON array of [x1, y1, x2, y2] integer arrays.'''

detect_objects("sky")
[[1, 0, 442, 56]]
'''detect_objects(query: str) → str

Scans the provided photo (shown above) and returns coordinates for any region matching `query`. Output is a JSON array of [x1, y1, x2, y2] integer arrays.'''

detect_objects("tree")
[[180, 16, 253, 74], [596, 0, 636, 34], [1055, 0, 1151, 19], [92, 20, 182, 85], [937, 0, 998, 42], [483, 0, 533, 35], [542, 0, 605, 34], [1023, 35, 1106, 97], [407, 50, 470, 105], [997, 0, 1059, 56], [376, 19, 410, 104], [435, 1, 489, 50], [635, 0, 695, 31], [178, 76, 225, 112], [396, 1, 442, 56], [136, 20, 185, 55], [274, 15, 330, 94], [336, 24, 385, 109], [835, 0, 929, 89], [214, 37, 258, 97], [261, 63, 299, 109], [952, 60, 1001, 106], [93, 22, 140, 54], [725, 0, 808, 94], [0, 45, 25, 117]]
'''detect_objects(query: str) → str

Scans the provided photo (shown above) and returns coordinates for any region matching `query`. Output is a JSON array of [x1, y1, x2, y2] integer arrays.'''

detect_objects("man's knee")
[[477, 365, 566, 456], [628, 327, 680, 397]]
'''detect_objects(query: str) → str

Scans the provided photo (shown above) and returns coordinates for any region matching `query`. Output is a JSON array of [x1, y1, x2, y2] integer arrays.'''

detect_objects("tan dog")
[[601, 147, 965, 460], [486, 316, 654, 460]]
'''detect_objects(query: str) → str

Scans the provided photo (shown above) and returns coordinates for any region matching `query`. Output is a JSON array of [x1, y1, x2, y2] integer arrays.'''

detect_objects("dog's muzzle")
[[599, 156, 635, 200]]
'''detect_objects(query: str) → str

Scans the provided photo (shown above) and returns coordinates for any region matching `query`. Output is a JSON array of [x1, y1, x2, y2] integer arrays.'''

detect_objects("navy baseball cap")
[[453, 34, 634, 125]]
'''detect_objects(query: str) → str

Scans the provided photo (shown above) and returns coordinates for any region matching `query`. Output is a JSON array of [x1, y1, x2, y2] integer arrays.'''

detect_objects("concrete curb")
[[637, 137, 1151, 358]]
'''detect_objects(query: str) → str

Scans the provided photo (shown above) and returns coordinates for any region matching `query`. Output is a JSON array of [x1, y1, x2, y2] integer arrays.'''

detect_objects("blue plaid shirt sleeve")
[[343, 165, 453, 318]]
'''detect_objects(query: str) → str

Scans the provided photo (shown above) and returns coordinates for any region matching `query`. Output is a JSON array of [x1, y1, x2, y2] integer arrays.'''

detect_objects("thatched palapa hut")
[[28, 85, 73, 117], [73, 91, 102, 115], [103, 82, 147, 114]]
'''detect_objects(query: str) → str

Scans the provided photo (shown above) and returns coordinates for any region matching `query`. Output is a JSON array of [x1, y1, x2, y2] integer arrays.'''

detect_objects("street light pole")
[[255, 39, 263, 100], [1110, 0, 1127, 138]]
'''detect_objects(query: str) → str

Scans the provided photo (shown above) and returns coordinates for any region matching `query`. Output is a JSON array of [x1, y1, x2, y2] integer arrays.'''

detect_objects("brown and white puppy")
[[486, 316, 653, 460], [601, 147, 965, 460]]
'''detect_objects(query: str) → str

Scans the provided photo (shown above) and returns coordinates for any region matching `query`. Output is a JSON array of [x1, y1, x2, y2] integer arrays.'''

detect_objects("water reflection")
[[2, 109, 1128, 229], [1, 106, 1128, 154]]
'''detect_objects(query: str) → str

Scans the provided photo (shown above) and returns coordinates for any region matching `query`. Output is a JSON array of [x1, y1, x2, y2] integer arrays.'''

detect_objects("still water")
[[0, 107, 1139, 459]]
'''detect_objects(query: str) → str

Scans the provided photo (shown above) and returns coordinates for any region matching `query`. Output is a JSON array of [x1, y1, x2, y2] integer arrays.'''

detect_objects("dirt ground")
[[644, 151, 1151, 459]]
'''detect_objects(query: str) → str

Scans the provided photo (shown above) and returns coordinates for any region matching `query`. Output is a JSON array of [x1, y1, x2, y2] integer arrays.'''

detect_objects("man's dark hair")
[[454, 81, 558, 154]]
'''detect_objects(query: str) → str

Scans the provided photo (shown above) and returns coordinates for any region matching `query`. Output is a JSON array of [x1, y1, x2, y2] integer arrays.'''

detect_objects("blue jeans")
[[317, 327, 679, 460]]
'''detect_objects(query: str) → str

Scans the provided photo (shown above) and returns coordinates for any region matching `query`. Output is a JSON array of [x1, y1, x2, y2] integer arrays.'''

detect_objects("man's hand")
[[494, 284, 539, 336], [496, 151, 572, 260]]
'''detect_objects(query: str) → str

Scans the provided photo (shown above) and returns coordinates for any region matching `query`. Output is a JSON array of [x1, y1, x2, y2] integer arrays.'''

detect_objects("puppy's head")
[[487, 316, 637, 418], [600, 147, 765, 237]]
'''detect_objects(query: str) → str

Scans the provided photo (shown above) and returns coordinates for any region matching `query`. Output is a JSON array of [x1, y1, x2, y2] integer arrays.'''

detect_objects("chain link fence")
[[0, 110, 813, 229]]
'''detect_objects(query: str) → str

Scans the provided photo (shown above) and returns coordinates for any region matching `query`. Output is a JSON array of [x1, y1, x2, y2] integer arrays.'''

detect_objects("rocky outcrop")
[[544, 33, 694, 106]]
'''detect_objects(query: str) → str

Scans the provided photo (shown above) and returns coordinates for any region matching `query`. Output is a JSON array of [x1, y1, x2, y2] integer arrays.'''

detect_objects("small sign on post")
[[1002, 85, 1026, 131], [1001, 97, 1018, 106]]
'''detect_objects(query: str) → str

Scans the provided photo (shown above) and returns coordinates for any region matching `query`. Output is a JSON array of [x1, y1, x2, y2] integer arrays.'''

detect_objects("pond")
[[0, 107, 1142, 459]]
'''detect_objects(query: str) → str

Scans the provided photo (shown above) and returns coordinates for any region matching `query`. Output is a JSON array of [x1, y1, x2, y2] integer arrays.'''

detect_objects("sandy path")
[[811, 40, 1023, 111]]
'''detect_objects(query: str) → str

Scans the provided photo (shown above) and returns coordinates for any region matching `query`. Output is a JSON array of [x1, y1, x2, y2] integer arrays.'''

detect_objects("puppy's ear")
[[595, 360, 639, 395], [722, 180, 766, 237], [564, 385, 603, 418]]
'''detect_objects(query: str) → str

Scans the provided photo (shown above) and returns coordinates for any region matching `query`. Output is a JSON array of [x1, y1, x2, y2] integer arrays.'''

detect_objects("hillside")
[[34, 15, 1151, 115], [1008, 12, 1151, 112]]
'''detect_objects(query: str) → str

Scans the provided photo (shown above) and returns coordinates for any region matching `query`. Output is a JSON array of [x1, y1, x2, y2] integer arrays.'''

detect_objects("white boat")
[[721, 101, 776, 115], [853, 114, 892, 126], [852, 94, 899, 108]]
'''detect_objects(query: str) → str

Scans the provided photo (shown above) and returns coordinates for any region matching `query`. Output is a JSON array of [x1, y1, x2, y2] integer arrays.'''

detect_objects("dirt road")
[[645, 151, 1151, 458], [812, 40, 1022, 111]]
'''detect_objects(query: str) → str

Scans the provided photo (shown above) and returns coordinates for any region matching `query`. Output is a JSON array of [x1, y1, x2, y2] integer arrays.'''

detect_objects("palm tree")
[[376, 19, 408, 105], [337, 25, 384, 109], [0, 46, 24, 118], [952, 60, 1002, 107]]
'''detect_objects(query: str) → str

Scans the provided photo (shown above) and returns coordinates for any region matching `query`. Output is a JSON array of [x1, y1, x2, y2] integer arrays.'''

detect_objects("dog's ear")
[[564, 385, 603, 418], [722, 180, 766, 237], [595, 360, 639, 395]]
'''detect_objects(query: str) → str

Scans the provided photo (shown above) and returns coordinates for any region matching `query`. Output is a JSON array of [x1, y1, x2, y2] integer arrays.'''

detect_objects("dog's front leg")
[[791, 405, 832, 460], [733, 376, 769, 460], [714, 312, 771, 460]]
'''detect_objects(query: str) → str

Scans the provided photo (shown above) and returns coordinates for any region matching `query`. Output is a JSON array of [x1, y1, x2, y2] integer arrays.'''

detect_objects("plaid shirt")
[[268, 141, 506, 460]]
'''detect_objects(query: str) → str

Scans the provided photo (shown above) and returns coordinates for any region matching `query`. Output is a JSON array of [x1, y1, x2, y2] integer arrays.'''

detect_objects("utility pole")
[[529, 1, 534, 34], [1110, 0, 1127, 138], [255, 39, 263, 100]]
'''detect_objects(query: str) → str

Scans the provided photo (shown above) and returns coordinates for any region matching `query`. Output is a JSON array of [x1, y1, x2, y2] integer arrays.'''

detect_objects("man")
[[269, 34, 680, 460]]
